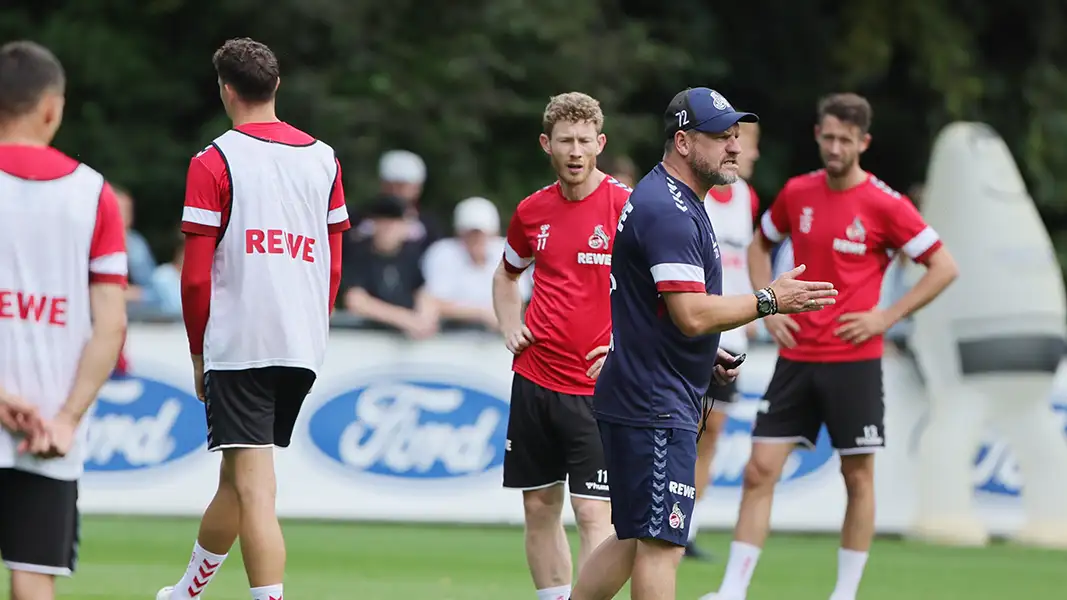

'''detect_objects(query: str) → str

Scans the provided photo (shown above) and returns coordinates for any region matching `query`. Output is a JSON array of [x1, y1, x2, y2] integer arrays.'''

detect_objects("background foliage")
[[5, 0, 1067, 264]]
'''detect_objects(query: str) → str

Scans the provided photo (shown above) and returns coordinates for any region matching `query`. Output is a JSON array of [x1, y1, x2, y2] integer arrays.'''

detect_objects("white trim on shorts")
[[512, 479, 567, 492], [838, 446, 882, 456], [4, 560, 72, 577], [208, 443, 274, 452], [750, 435, 816, 450], [569, 493, 610, 502]]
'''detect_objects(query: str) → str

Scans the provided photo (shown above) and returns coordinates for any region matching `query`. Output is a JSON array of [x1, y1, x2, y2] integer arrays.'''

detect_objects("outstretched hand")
[[768, 264, 838, 315]]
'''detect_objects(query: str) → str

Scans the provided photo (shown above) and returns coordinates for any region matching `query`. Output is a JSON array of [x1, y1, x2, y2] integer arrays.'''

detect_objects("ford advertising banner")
[[75, 325, 1067, 534]]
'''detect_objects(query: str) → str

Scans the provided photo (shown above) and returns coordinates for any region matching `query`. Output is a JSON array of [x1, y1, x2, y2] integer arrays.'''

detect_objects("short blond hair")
[[542, 92, 604, 136]]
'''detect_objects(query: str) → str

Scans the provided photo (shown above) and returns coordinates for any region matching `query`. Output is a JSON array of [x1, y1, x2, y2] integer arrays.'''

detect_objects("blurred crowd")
[[123, 149, 534, 336], [123, 145, 918, 343]]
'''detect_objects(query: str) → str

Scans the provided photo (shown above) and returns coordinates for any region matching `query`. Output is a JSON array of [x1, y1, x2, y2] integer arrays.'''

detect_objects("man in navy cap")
[[568, 88, 837, 600]]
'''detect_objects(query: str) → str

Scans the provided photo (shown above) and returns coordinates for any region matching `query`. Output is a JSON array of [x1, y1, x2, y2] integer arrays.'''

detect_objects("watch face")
[[758, 297, 773, 314]]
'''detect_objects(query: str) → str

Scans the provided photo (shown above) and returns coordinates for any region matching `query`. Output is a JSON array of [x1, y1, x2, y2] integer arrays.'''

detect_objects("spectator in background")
[[114, 186, 159, 307], [150, 230, 184, 319], [422, 196, 532, 331], [354, 149, 443, 251], [599, 153, 638, 188], [342, 194, 438, 338]]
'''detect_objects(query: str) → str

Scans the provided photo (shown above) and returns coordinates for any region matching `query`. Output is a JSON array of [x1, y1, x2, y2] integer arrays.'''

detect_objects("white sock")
[[173, 541, 228, 599], [536, 584, 571, 600], [250, 583, 284, 600], [717, 541, 761, 597], [829, 548, 869, 600], [687, 505, 701, 542]]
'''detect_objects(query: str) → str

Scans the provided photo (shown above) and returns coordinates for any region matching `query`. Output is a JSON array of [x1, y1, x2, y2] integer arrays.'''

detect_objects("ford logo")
[[710, 392, 835, 488], [85, 376, 206, 471], [973, 402, 1067, 496], [308, 378, 509, 479]]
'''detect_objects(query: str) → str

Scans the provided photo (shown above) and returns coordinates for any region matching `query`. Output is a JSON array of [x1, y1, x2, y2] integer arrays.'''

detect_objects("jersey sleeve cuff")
[[912, 239, 943, 264], [328, 219, 351, 234], [902, 226, 941, 263], [760, 211, 786, 243], [89, 273, 129, 287], [656, 281, 707, 293], [503, 242, 533, 273], [181, 222, 220, 236], [503, 258, 529, 274]]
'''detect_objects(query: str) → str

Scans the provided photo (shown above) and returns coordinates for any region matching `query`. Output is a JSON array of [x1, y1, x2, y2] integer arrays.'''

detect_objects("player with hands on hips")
[[493, 92, 630, 600], [703, 93, 956, 600]]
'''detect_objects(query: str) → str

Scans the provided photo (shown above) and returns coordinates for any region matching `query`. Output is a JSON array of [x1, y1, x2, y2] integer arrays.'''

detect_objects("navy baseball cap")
[[664, 87, 759, 138]]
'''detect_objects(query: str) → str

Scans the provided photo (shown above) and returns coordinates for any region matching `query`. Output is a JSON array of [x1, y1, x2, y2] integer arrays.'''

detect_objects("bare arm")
[[60, 283, 127, 423], [663, 292, 760, 337], [664, 263, 837, 338], [344, 287, 419, 330], [882, 246, 958, 325], [413, 288, 439, 324], [747, 233, 775, 292], [432, 297, 491, 324], [492, 260, 525, 333]]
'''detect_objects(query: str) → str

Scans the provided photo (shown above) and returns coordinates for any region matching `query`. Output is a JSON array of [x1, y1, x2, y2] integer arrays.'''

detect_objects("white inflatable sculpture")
[[910, 122, 1067, 548]]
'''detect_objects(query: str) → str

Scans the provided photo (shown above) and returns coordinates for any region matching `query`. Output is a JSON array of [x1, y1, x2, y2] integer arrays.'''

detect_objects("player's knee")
[[227, 449, 277, 509], [743, 449, 786, 490], [634, 537, 685, 566], [840, 453, 875, 496], [523, 487, 565, 527], [10, 570, 54, 600], [572, 498, 611, 532]]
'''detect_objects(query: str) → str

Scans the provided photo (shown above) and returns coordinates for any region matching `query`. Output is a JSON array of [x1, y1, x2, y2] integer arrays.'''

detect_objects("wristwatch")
[[754, 287, 777, 317]]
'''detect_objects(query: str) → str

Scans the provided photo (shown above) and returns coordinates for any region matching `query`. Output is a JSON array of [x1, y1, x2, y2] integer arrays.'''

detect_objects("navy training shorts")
[[597, 421, 698, 547]]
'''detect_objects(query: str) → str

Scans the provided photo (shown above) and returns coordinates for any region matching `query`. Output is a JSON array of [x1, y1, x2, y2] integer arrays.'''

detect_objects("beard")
[[551, 154, 594, 186], [688, 153, 738, 189], [822, 154, 855, 177]]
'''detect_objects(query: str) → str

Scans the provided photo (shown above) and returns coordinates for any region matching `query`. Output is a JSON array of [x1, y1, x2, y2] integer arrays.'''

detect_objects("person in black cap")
[[568, 88, 837, 600], [340, 194, 439, 338]]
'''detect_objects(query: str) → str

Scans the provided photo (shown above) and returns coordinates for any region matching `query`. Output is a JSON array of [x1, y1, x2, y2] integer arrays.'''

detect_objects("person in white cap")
[[422, 197, 531, 330], [353, 149, 443, 250]]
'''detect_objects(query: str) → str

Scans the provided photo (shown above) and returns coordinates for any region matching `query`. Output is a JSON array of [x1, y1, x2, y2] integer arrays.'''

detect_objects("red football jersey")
[[503, 176, 631, 395], [760, 170, 942, 362]]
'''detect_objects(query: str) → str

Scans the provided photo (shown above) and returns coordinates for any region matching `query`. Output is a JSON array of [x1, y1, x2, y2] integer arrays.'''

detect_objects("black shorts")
[[0, 469, 79, 576], [598, 422, 698, 547], [751, 357, 884, 453], [703, 346, 741, 412], [204, 366, 316, 451], [704, 380, 737, 412], [503, 373, 609, 499]]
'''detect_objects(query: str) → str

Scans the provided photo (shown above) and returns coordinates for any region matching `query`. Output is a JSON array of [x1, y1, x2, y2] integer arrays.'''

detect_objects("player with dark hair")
[[702, 93, 958, 600], [569, 87, 837, 600], [0, 40, 129, 600], [157, 37, 350, 600]]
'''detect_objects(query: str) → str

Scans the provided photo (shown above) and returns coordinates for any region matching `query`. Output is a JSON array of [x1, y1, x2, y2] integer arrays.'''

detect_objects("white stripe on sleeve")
[[504, 241, 533, 270], [901, 226, 940, 259], [89, 252, 129, 276], [650, 262, 704, 283], [327, 205, 349, 225], [760, 211, 784, 243], [182, 206, 222, 227]]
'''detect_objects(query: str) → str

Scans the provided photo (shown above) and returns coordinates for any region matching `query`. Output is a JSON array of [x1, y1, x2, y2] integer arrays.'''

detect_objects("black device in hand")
[[717, 352, 747, 370]]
